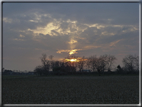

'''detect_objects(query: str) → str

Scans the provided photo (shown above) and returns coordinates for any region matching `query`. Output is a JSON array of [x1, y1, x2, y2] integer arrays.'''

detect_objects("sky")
[[3, 3, 139, 71]]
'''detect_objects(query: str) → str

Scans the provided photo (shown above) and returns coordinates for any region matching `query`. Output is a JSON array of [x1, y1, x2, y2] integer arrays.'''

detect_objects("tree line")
[[34, 54, 139, 76]]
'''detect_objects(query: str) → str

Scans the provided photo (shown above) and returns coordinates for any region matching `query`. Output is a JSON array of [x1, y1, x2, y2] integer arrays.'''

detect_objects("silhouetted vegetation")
[[2, 54, 139, 76], [32, 54, 139, 76], [116, 65, 123, 73], [2, 68, 34, 75], [122, 55, 139, 73]]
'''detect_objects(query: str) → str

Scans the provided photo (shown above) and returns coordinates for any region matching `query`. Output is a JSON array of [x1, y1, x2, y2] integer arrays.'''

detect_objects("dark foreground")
[[2, 75, 139, 104]]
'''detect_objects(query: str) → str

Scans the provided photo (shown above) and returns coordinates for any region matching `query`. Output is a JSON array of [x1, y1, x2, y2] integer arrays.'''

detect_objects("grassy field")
[[2, 75, 139, 104]]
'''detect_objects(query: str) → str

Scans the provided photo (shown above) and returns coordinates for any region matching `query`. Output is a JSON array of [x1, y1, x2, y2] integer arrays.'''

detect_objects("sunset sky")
[[3, 3, 139, 71]]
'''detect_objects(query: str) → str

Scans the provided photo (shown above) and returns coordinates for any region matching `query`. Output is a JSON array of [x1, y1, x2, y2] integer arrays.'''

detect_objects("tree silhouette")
[[122, 55, 139, 72], [106, 55, 116, 72], [117, 65, 123, 73], [87, 55, 97, 72], [34, 53, 139, 76], [77, 56, 86, 72], [40, 54, 50, 74]]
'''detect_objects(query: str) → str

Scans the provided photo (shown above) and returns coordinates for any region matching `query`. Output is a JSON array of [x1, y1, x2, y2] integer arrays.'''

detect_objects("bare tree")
[[40, 54, 50, 73], [87, 56, 97, 72], [49, 55, 54, 71], [41, 54, 47, 67], [77, 56, 86, 72], [106, 55, 117, 72], [49, 55, 53, 60], [89, 55, 109, 75], [99, 55, 108, 72], [86, 58, 90, 70], [122, 55, 139, 72], [93, 54, 116, 73], [135, 55, 139, 71], [94, 57, 102, 75]]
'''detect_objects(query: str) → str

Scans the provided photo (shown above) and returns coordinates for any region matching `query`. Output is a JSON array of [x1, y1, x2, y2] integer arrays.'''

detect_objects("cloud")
[[109, 39, 122, 47], [28, 20, 137, 38], [84, 23, 106, 29], [84, 23, 138, 36], [56, 49, 71, 54], [66, 19, 77, 24], [19, 34, 25, 38], [23, 11, 138, 40], [122, 25, 138, 33], [29, 20, 39, 23], [28, 22, 60, 36], [68, 39, 78, 44], [69, 49, 82, 55], [56, 49, 82, 55], [3, 17, 12, 23], [101, 31, 115, 36], [27, 18, 79, 36], [13, 38, 24, 41], [28, 13, 52, 23]]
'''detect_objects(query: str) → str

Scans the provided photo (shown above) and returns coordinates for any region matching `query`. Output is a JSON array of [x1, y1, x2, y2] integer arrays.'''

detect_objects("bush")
[[34, 66, 48, 76]]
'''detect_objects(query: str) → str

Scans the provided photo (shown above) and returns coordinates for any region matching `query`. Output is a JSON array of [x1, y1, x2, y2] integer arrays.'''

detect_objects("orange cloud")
[[84, 45, 101, 50], [69, 49, 82, 55], [56, 49, 71, 53], [109, 40, 122, 46]]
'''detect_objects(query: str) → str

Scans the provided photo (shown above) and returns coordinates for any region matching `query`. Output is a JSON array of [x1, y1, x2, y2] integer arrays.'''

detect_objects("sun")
[[70, 59, 77, 62], [65, 58, 79, 62]]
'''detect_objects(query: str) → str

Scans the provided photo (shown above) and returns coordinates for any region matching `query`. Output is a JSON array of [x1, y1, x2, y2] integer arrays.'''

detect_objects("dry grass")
[[2, 75, 139, 104]]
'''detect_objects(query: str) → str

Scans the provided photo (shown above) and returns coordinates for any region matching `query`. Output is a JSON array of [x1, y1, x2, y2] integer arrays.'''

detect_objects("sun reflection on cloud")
[[69, 49, 78, 55], [28, 22, 60, 36], [64, 57, 87, 63], [27, 19, 79, 36], [56, 49, 82, 55], [27, 15, 138, 39], [68, 39, 78, 44], [57, 49, 71, 54]]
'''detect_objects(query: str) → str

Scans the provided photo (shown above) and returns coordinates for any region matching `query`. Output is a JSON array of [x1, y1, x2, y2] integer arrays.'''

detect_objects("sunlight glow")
[[69, 50, 77, 55], [56, 49, 82, 55], [70, 59, 77, 62], [64, 57, 88, 63], [65, 58, 79, 62], [68, 39, 77, 44], [69, 49, 82, 55]]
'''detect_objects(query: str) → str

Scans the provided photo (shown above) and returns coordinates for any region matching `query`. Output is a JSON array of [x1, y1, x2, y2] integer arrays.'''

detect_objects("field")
[[2, 75, 139, 104]]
